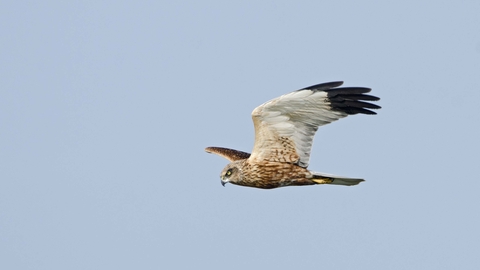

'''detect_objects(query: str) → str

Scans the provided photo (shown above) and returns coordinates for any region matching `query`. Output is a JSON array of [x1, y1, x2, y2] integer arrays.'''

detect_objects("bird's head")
[[219, 161, 243, 187]]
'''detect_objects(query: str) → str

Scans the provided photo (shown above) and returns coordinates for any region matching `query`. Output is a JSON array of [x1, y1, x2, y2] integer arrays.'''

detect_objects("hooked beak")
[[220, 176, 229, 187]]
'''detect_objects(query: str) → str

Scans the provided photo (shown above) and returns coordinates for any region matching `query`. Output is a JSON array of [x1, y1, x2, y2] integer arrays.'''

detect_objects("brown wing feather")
[[205, 147, 251, 162]]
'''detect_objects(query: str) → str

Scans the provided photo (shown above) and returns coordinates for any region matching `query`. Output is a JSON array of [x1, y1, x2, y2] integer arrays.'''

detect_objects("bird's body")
[[206, 81, 380, 189], [220, 158, 313, 189]]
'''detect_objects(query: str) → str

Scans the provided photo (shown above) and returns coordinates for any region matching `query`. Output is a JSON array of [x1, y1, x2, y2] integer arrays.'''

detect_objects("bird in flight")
[[205, 81, 380, 189]]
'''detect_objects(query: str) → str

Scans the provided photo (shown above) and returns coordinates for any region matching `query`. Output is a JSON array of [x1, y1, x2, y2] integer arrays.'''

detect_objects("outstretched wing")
[[249, 81, 380, 168], [205, 146, 251, 162]]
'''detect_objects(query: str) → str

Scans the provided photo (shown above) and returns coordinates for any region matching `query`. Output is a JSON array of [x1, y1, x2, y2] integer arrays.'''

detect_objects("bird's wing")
[[205, 146, 251, 162], [249, 81, 380, 167]]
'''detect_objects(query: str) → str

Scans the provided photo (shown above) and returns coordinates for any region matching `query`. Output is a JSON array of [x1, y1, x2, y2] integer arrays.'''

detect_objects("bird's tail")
[[311, 172, 365, 186]]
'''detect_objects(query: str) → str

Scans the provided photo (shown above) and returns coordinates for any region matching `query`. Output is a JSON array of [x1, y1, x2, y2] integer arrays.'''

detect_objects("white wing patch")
[[250, 89, 347, 167]]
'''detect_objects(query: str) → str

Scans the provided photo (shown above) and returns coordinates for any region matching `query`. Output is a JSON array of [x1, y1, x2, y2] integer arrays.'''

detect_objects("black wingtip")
[[328, 88, 381, 115], [300, 81, 381, 115], [317, 84, 381, 115], [340, 107, 379, 115]]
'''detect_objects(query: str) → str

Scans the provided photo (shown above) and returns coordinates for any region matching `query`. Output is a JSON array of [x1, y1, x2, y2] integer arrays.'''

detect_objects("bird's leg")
[[312, 177, 334, 185]]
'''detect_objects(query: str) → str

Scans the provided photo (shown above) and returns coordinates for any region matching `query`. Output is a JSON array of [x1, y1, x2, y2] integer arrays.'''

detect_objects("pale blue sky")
[[1, 1, 480, 269]]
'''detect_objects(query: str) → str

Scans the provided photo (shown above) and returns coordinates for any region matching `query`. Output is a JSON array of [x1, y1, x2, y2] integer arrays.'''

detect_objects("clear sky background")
[[1, 1, 480, 269]]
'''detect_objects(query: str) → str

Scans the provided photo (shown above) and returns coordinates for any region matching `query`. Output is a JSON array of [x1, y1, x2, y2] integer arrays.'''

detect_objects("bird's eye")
[[226, 169, 232, 176]]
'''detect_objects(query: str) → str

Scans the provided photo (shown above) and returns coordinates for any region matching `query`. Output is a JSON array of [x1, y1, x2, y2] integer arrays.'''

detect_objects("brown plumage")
[[205, 81, 381, 189]]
